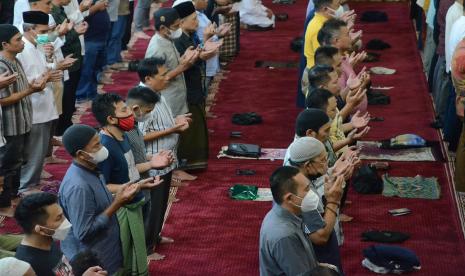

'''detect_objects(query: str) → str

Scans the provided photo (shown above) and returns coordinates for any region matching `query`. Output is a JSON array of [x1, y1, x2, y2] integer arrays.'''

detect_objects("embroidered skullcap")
[[288, 137, 325, 163]]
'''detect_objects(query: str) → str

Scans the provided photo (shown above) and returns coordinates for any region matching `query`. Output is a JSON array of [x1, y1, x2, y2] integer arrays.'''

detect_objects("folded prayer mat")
[[382, 174, 440, 199]]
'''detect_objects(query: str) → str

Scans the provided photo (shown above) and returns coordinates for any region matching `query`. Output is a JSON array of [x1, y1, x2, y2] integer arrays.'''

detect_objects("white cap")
[[288, 137, 325, 163], [172, 0, 193, 7]]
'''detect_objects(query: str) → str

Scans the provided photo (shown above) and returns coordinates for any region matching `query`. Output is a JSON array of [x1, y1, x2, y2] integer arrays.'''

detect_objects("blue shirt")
[[83, 1, 111, 42], [98, 133, 144, 202], [59, 163, 122, 275], [196, 11, 220, 77]]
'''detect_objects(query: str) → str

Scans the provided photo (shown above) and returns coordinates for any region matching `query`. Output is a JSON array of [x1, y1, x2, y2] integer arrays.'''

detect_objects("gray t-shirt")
[[145, 33, 188, 116], [259, 204, 319, 275]]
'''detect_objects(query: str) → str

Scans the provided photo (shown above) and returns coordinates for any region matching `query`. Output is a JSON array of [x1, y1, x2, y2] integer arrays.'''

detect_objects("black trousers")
[[0, 133, 30, 207], [121, 0, 134, 51], [144, 171, 173, 252], [56, 69, 81, 136]]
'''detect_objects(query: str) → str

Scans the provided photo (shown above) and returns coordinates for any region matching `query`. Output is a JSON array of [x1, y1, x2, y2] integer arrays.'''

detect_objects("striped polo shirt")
[[138, 83, 179, 176]]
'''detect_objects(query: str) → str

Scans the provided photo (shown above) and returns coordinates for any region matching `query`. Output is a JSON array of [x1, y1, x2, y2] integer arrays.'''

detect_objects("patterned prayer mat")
[[217, 146, 287, 160], [382, 174, 441, 199], [357, 141, 436, 161], [255, 188, 273, 201]]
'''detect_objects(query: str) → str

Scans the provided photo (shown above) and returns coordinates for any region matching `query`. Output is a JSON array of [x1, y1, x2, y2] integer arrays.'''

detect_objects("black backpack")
[[353, 165, 383, 194], [290, 36, 304, 53], [232, 112, 262, 125], [362, 230, 410, 243]]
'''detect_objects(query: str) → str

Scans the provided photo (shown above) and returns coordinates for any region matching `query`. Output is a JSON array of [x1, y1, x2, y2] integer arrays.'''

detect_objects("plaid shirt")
[[51, 5, 82, 72], [0, 56, 32, 136]]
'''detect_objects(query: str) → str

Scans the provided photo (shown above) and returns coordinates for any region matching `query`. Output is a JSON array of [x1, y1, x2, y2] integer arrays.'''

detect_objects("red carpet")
[[2, 1, 465, 275], [149, 2, 465, 275]]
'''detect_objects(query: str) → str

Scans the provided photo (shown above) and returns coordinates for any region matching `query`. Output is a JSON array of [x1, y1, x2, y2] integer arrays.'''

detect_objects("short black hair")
[[71, 250, 104, 276], [91, 93, 123, 127], [307, 64, 334, 88], [314, 0, 334, 11], [137, 57, 166, 83], [295, 108, 330, 137], [270, 166, 300, 205], [305, 88, 334, 109], [315, 46, 339, 66], [318, 19, 347, 46], [14, 192, 57, 234], [127, 86, 160, 106]]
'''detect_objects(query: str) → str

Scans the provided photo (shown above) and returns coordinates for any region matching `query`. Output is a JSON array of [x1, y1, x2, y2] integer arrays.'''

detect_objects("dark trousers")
[[121, 0, 134, 51], [144, 171, 173, 251], [444, 85, 463, 151], [57, 69, 81, 136], [0, 133, 30, 207]]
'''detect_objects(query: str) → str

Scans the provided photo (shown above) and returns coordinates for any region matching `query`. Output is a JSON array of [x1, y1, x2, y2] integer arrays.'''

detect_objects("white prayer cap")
[[0, 257, 32, 275], [172, 0, 193, 8], [288, 137, 325, 163]]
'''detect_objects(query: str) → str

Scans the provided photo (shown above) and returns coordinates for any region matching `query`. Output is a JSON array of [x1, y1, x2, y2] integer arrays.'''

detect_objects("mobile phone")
[[388, 208, 411, 216], [230, 131, 242, 138]]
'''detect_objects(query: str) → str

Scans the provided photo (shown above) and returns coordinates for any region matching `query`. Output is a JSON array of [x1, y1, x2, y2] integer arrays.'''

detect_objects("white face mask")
[[48, 31, 58, 42], [327, 6, 343, 18], [39, 218, 72, 241], [86, 146, 109, 164], [168, 28, 182, 40], [335, 6, 344, 18], [52, 218, 72, 241], [291, 189, 320, 212]]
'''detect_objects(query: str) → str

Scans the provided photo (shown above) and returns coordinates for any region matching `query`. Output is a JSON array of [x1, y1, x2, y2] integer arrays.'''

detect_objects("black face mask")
[[306, 163, 323, 181]]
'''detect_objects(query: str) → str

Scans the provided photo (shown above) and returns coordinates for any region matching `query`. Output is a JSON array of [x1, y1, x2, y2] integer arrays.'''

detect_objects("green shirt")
[[50, 5, 82, 72]]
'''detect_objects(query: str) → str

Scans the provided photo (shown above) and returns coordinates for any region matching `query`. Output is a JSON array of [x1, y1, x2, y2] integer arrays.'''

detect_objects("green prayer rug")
[[382, 174, 441, 200]]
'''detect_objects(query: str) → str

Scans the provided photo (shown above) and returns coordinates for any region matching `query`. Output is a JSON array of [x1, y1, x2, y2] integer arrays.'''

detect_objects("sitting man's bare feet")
[[147, 252, 165, 261], [133, 31, 151, 40], [41, 169, 53, 179], [45, 155, 68, 164], [171, 177, 189, 187], [0, 206, 15, 217], [173, 169, 197, 181], [160, 236, 174, 244], [340, 213, 353, 222]]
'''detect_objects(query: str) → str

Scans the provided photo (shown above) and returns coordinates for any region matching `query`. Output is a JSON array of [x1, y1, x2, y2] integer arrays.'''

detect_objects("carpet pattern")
[[1, 1, 465, 275], [149, 1, 465, 275]]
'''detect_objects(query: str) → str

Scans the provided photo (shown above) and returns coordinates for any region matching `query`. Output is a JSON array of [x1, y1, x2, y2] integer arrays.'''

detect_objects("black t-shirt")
[[15, 242, 64, 276], [174, 32, 205, 105]]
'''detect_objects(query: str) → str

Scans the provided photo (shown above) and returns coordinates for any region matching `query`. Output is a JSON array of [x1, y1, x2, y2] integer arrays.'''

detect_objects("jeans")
[[76, 40, 106, 101], [107, 15, 128, 65], [0, 133, 30, 207], [134, 0, 151, 32]]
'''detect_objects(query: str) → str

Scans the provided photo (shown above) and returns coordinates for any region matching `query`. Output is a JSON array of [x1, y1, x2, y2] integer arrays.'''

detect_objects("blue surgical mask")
[[36, 33, 49, 45]]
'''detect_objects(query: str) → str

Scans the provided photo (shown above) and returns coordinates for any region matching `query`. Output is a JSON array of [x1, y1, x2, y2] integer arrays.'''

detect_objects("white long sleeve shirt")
[[17, 37, 58, 125], [64, 0, 89, 56]]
